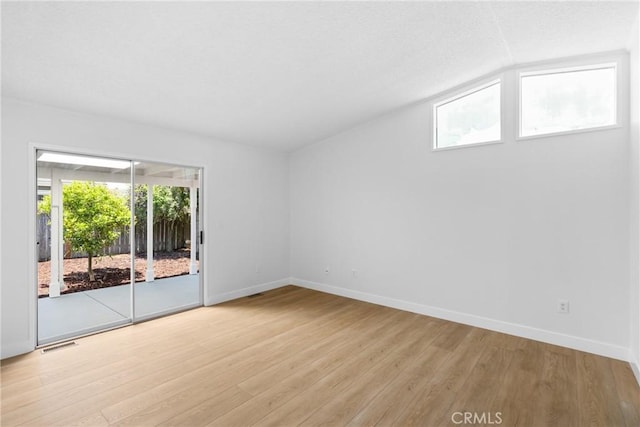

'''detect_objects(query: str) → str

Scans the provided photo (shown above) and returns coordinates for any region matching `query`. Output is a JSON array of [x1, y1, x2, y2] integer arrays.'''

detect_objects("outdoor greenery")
[[38, 181, 131, 281], [133, 185, 190, 226], [133, 185, 193, 251]]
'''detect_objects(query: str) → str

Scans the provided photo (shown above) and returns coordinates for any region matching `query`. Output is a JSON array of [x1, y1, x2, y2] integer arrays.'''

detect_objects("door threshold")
[[37, 321, 132, 348]]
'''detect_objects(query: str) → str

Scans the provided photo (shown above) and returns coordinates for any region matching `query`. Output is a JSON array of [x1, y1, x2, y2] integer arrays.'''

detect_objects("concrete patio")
[[38, 274, 200, 345]]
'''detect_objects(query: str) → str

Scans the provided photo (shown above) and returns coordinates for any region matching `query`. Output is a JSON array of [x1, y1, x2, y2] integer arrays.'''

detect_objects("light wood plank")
[[577, 352, 626, 426], [489, 339, 546, 426], [611, 358, 640, 427], [0, 285, 637, 427], [390, 328, 500, 426]]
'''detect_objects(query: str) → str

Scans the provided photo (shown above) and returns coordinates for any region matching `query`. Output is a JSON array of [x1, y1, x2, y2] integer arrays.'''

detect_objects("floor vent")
[[247, 293, 264, 298], [41, 341, 77, 353]]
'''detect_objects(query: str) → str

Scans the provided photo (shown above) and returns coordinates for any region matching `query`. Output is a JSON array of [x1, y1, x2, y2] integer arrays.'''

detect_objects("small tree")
[[39, 181, 131, 281]]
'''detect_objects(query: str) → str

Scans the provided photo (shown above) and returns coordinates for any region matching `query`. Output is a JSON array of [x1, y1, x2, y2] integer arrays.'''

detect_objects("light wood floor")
[[1, 286, 639, 426]]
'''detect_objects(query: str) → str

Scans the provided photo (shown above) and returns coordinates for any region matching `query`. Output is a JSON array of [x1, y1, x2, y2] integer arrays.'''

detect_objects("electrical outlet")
[[352, 269, 358, 278], [324, 266, 330, 274], [557, 299, 570, 314]]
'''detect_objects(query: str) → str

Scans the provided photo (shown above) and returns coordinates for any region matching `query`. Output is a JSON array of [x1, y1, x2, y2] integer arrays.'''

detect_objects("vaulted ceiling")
[[2, 1, 638, 151]]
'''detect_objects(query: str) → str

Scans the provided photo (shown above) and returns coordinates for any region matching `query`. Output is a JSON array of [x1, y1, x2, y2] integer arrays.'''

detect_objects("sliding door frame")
[[28, 143, 205, 349]]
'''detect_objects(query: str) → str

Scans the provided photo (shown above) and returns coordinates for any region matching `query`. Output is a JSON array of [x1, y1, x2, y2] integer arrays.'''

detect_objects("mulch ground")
[[38, 250, 198, 297]]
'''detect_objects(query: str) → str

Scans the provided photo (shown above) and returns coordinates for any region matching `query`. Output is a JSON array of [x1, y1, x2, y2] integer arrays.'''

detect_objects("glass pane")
[[435, 82, 501, 148], [521, 67, 616, 137], [133, 161, 201, 320], [36, 151, 132, 345]]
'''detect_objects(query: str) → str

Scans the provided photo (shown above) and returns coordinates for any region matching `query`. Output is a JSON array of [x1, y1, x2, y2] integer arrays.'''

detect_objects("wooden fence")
[[37, 214, 198, 261]]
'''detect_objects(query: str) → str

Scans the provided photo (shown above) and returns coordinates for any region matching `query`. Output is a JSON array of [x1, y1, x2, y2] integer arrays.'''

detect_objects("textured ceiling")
[[2, 1, 638, 151]]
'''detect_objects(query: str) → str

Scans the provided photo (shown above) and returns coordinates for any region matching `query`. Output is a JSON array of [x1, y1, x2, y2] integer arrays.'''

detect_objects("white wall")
[[1, 97, 290, 358], [3, 52, 636, 366], [290, 57, 631, 360], [629, 17, 640, 381]]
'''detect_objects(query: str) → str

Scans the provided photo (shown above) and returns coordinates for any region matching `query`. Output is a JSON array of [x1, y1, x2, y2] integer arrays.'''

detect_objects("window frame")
[[432, 77, 504, 151], [517, 62, 619, 140]]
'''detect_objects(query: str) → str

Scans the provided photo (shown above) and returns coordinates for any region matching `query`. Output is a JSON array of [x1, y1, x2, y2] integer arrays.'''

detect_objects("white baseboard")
[[206, 277, 292, 305], [1, 339, 35, 360], [292, 278, 630, 362]]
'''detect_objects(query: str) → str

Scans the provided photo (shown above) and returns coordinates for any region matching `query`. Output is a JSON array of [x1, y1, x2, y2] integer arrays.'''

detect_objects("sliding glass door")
[[36, 151, 134, 344], [133, 161, 201, 321], [36, 150, 202, 345]]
